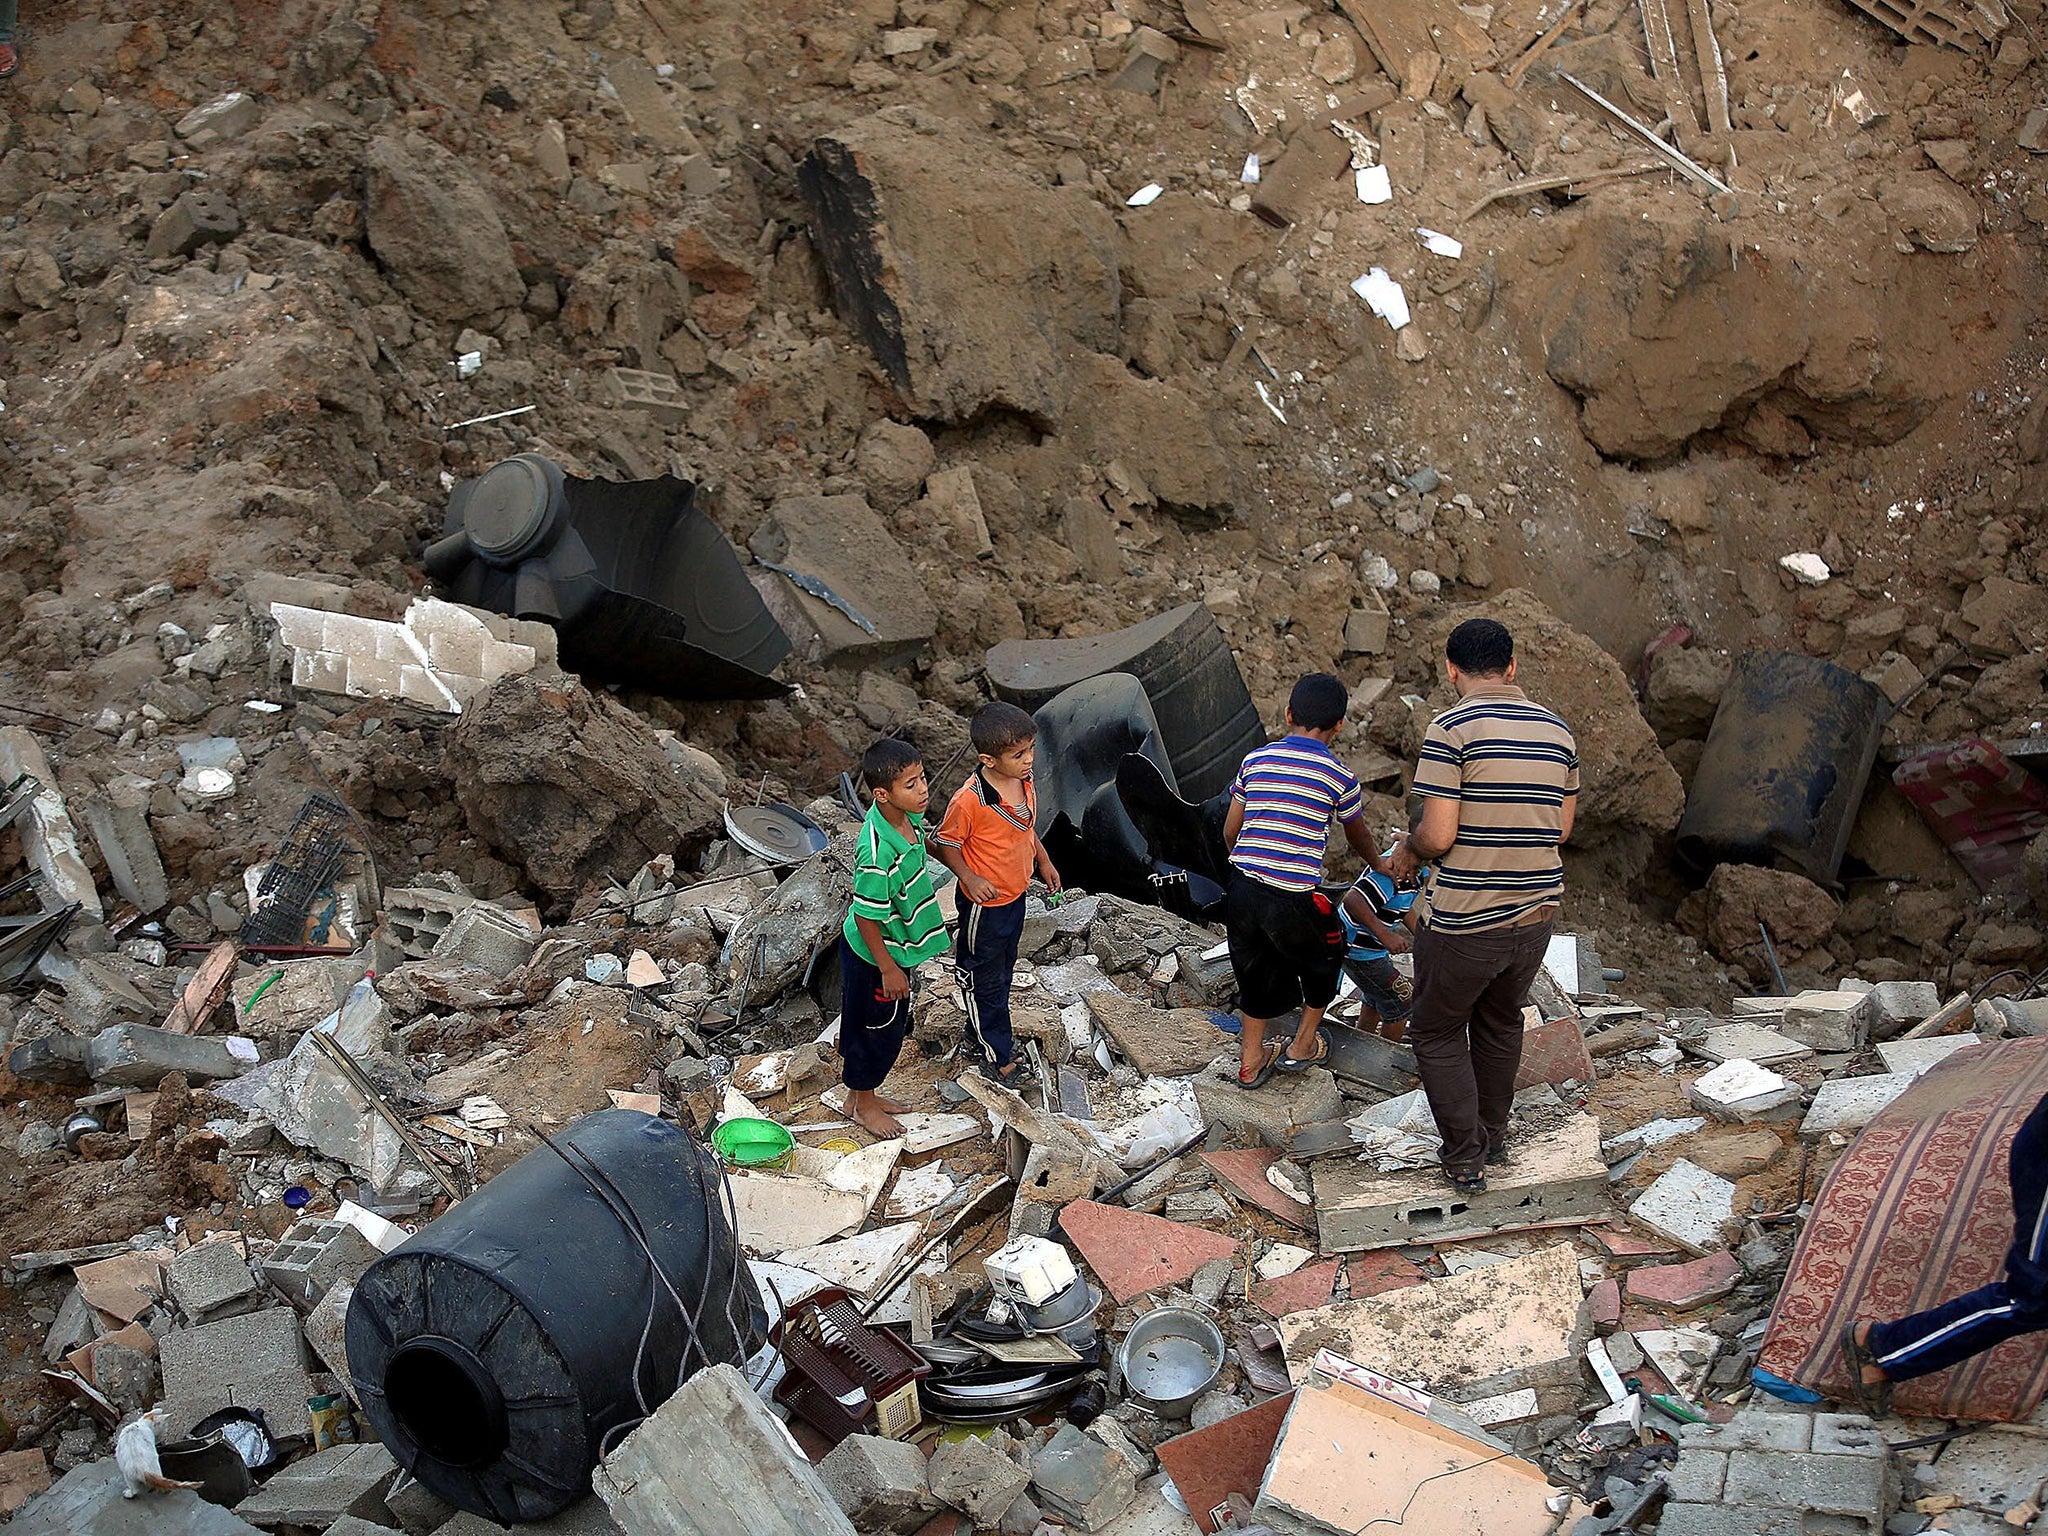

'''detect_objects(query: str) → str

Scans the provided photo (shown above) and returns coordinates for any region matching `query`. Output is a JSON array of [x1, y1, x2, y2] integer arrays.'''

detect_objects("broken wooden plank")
[[1686, 0, 1733, 134], [1335, 0, 1491, 85], [1556, 73, 1731, 193], [1637, 0, 1702, 138], [1506, 0, 1584, 87]]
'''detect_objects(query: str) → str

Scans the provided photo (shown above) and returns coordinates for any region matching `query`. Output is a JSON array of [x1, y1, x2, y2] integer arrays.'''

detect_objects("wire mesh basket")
[[241, 794, 354, 946]]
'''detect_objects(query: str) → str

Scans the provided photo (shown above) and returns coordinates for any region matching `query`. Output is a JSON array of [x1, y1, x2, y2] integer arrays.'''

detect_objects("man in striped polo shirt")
[[1224, 673, 1390, 1088], [1391, 618, 1578, 1192]]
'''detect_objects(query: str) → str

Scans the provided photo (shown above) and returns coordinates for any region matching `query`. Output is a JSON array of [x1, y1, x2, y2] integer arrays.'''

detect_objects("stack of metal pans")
[[912, 1276, 1104, 1422]]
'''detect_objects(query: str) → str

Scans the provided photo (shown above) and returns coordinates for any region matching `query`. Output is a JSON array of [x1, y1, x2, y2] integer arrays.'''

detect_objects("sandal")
[[1445, 1166, 1488, 1195], [1836, 1321, 1893, 1419], [1238, 1039, 1283, 1089], [1276, 1030, 1330, 1072]]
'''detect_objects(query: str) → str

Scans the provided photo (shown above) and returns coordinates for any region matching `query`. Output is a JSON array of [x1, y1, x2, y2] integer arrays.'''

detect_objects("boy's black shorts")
[[1225, 871, 1346, 1020], [840, 936, 911, 1092]]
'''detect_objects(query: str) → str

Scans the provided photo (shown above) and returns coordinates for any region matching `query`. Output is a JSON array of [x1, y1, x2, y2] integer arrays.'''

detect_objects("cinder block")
[[1867, 980, 1940, 1037], [1779, 991, 1873, 1053], [1657, 1504, 1803, 1536], [602, 366, 688, 424], [386, 1471, 459, 1536], [431, 902, 538, 977], [1030, 1424, 1136, 1532], [819, 1433, 933, 1533], [167, 1239, 261, 1322], [145, 188, 243, 258], [1343, 589, 1391, 655], [1663, 1449, 1728, 1503], [1722, 1450, 1888, 1523], [928, 1434, 1028, 1526], [1703, 1405, 1813, 1453], [159, 1305, 310, 1440], [304, 1280, 353, 1387], [384, 885, 475, 957], [1810, 1413, 1886, 1455], [261, 1218, 379, 1309], [78, 777, 170, 913]]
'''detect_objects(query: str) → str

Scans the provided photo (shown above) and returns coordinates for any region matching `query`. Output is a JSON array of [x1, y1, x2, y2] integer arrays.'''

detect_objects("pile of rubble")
[[4, 751, 2045, 1534]]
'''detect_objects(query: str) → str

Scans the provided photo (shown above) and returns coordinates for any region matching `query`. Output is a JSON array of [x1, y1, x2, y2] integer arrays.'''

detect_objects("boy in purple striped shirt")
[[1224, 673, 1389, 1088]]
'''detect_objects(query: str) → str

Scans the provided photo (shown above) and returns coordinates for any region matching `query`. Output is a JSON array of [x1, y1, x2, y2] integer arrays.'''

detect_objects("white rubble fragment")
[[1126, 182, 1164, 206], [1416, 227, 1463, 258], [1629, 1159, 1736, 1254], [1355, 165, 1392, 203], [1779, 552, 1831, 585], [1350, 268, 1410, 329], [1241, 153, 1261, 183]]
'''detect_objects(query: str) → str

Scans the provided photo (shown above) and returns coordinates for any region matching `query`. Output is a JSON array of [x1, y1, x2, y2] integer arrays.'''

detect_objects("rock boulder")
[[363, 132, 525, 321], [443, 676, 724, 900], [1702, 863, 1840, 965], [799, 114, 1122, 424]]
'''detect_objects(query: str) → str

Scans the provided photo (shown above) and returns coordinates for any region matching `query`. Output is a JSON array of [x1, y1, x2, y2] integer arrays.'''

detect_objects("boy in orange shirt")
[[932, 701, 1060, 1087]]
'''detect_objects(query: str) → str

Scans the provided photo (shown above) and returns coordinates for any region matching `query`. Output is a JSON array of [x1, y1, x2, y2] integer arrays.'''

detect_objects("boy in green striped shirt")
[[841, 738, 950, 1137]]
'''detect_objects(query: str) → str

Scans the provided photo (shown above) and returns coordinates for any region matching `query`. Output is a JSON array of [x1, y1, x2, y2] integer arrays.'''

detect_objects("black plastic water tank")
[[424, 454, 792, 699], [344, 1110, 766, 1522], [1676, 650, 1889, 886]]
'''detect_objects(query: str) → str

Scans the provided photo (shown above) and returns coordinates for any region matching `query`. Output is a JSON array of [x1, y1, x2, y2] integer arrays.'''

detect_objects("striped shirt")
[[1227, 736, 1366, 893], [1412, 684, 1578, 934], [843, 804, 950, 969]]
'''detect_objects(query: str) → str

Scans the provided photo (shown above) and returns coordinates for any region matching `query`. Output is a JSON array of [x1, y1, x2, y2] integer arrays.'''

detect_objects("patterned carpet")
[[1758, 1034, 2048, 1421]]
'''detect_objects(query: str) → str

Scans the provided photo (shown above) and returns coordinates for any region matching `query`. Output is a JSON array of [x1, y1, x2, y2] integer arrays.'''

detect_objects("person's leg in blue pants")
[[1847, 1091, 2048, 1392], [955, 895, 1025, 1076]]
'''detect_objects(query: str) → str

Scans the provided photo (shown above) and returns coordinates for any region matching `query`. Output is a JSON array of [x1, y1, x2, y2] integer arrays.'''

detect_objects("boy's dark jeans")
[[1408, 918, 1553, 1177], [955, 894, 1025, 1069]]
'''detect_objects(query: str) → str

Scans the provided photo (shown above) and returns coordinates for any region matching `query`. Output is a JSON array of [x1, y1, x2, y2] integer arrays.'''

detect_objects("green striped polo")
[[1412, 683, 1579, 934], [843, 803, 950, 969]]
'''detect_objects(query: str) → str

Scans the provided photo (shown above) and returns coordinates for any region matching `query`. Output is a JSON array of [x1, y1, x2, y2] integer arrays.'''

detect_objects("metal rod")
[[444, 404, 538, 430], [1756, 920, 1790, 995], [307, 1028, 464, 1202], [1558, 70, 1733, 194], [856, 1177, 1012, 1321]]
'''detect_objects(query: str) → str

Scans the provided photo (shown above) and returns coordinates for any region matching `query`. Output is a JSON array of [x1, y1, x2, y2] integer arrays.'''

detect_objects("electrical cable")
[[1348, 1448, 1529, 1531]]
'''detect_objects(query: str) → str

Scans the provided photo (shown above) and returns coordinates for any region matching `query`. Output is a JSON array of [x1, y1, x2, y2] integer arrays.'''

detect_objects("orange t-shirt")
[[934, 771, 1038, 906]]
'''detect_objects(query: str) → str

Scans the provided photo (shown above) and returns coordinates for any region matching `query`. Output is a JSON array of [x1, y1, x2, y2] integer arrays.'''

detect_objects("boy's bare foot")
[[849, 1098, 903, 1137], [873, 1092, 912, 1114]]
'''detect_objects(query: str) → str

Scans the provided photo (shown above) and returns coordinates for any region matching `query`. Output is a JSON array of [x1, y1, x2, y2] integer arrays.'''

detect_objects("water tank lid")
[[462, 455, 559, 561]]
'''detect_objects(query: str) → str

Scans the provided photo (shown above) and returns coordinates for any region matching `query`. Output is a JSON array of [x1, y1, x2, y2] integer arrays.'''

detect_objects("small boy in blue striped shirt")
[[1224, 673, 1389, 1088]]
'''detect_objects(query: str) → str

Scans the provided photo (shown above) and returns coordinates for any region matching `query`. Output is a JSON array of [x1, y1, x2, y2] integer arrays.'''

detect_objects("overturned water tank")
[[987, 603, 1263, 802], [345, 1110, 766, 1522], [424, 454, 791, 698], [1676, 650, 1889, 886]]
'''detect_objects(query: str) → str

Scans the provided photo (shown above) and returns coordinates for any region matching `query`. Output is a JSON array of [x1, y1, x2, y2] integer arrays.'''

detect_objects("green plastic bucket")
[[712, 1116, 794, 1170]]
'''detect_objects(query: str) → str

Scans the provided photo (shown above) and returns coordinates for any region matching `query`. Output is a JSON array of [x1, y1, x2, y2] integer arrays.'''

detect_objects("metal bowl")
[[1018, 1277, 1101, 1335], [1116, 1307, 1225, 1418]]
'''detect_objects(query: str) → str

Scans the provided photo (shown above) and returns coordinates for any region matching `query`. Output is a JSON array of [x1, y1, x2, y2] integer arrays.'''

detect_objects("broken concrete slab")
[[1032, 1424, 1137, 1532], [1311, 1113, 1608, 1252], [777, 1220, 925, 1296], [1200, 1148, 1313, 1232], [432, 1500, 624, 1536], [1799, 1072, 1917, 1136], [1687, 1058, 1805, 1123], [1625, 1250, 1741, 1312], [0, 728, 102, 921], [1867, 979, 1941, 1038], [1059, 1199, 1238, 1303], [1779, 990, 1873, 1052], [73, 1249, 170, 1324], [233, 1442, 398, 1529], [215, 1032, 416, 1194], [159, 1305, 313, 1441], [78, 776, 169, 914], [1085, 991, 1227, 1076], [748, 494, 936, 669], [1628, 1158, 1737, 1255], [1253, 1378, 1573, 1535], [11, 1458, 267, 1535], [1191, 1059, 1343, 1149], [928, 1434, 1030, 1526], [87, 1023, 248, 1088], [1876, 1034, 1979, 1077], [1691, 1023, 1815, 1066], [430, 901, 538, 977], [594, 1362, 859, 1536], [1273, 1244, 1587, 1409], [1513, 1012, 1595, 1089]]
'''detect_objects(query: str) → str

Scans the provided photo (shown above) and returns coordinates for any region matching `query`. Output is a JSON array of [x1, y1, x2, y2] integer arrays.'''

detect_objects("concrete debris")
[[270, 597, 541, 714], [1629, 1159, 1738, 1255]]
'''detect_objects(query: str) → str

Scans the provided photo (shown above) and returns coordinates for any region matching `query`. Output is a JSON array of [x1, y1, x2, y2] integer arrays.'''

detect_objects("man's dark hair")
[[970, 700, 1037, 757], [1288, 673, 1348, 731], [862, 736, 924, 791], [1446, 618, 1514, 676]]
